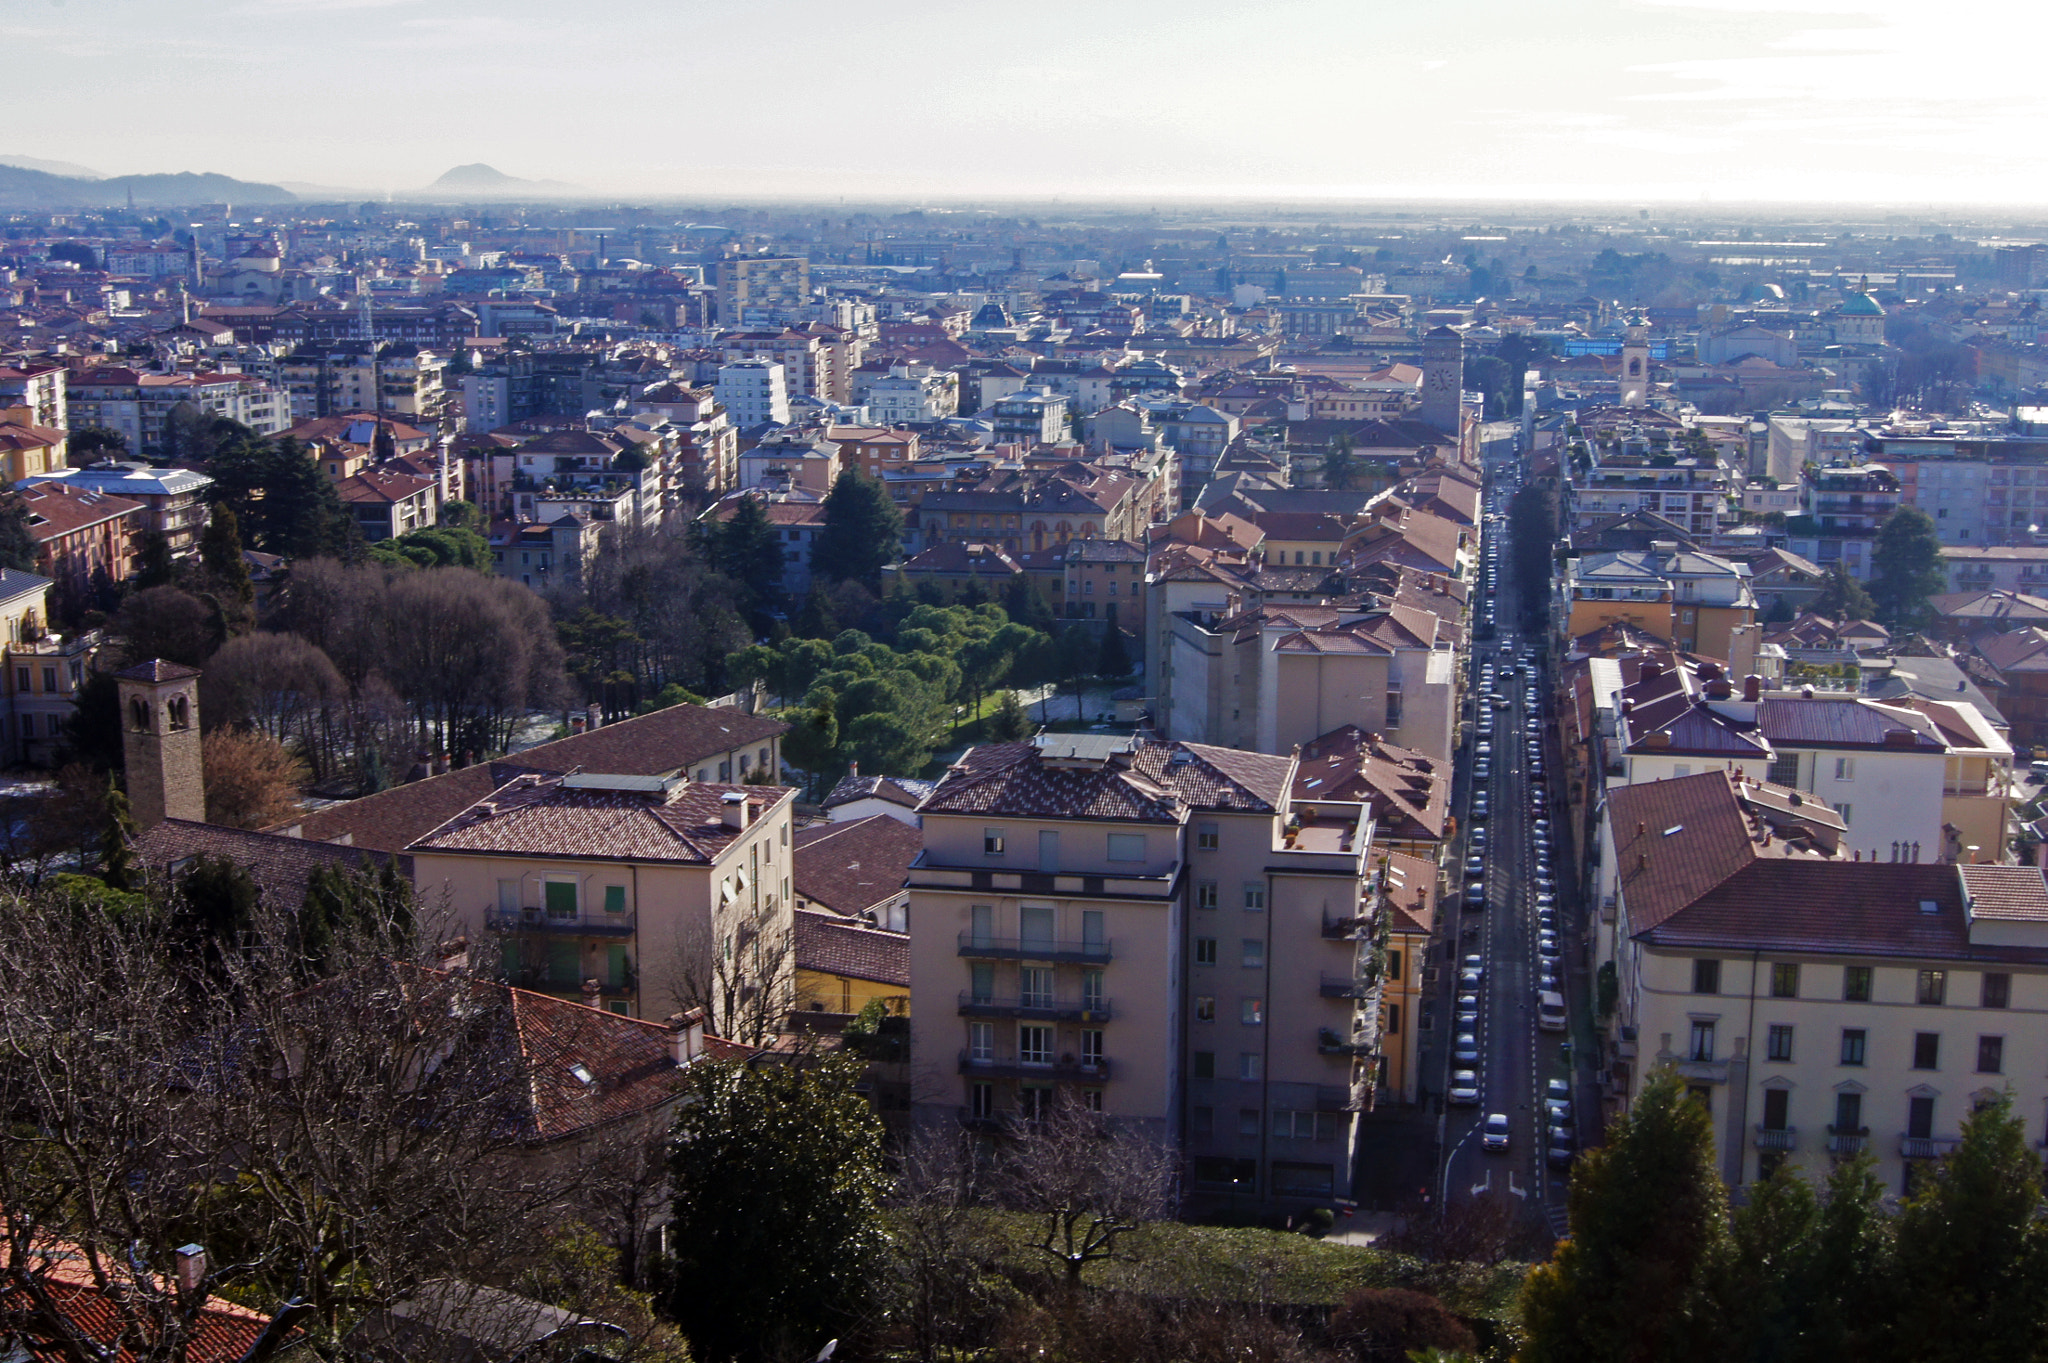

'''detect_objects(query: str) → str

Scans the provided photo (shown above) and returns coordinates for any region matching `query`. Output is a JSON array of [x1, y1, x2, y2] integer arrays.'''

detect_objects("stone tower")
[[117, 659, 204, 829], [1420, 325, 1464, 435], [1620, 312, 1651, 408]]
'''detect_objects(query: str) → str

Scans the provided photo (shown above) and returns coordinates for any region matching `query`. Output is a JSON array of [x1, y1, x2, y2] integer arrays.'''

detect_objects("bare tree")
[[658, 911, 797, 1049], [200, 727, 308, 830], [200, 632, 349, 779], [882, 1124, 1010, 1362], [990, 1095, 1181, 1284]]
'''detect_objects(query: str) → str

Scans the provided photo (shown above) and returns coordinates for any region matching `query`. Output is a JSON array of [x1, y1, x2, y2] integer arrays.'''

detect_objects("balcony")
[[913, 852, 1177, 903], [1320, 974, 1374, 1000], [1754, 1126, 1799, 1152], [1314, 1083, 1363, 1113], [1317, 1026, 1374, 1056], [1666, 1055, 1730, 1084], [1899, 1135, 1963, 1159], [1827, 1125, 1870, 1156], [507, 963, 635, 996], [486, 907, 637, 938], [957, 933, 1112, 964], [957, 992, 1114, 1023], [957, 1050, 1112, 1083]]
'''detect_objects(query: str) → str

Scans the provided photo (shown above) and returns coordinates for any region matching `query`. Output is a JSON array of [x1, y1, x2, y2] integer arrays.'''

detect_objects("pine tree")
[[810, 471, 903, 591], [985, 689, 1032, 741], [1868, 505, 1947, 628], [716, 495, 787, 617], [199, 502, 256, 632], [1812, 562, 1876, 622], [0, 482, 37, 574], [100, 777, 139, 892]]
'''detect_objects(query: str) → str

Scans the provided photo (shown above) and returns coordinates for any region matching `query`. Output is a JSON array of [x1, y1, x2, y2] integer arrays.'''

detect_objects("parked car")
[[1454, 1032, 1480, 1064], [1450, 1070, 1481, 1105]]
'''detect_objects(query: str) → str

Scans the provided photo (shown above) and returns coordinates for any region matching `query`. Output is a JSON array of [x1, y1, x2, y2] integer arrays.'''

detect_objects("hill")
[[419, 163, 579, 197], [0, 164, 294, 209]]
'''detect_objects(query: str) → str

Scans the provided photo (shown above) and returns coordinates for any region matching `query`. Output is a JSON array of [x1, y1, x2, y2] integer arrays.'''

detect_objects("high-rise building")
[[716, 255, 810, 326]]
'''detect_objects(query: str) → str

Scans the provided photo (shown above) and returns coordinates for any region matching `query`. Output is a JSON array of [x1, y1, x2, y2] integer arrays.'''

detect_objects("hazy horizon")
[[25, 0, 2048, 208]]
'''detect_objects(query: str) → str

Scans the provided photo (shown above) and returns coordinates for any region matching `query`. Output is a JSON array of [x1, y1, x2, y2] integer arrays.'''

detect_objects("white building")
[[717, 357, 790, 430]]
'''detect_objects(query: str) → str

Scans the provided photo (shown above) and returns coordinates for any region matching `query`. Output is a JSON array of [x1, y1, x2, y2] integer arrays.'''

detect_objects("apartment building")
[[1568, 435, 1735, 540], [67, 368, 289, 456], [716, 357, 790, 430], [1782, 463, 1901, 580], [1598, 771, 2048, 1195], [0, 569, 94, 766], [1561, 545, 1756, 658], [24, 463, 213, 562], [907, 734, 1383, 1207], [716, 256, 811, 327], [0, 362, 67, 430], [408, 772, 796, 1030]]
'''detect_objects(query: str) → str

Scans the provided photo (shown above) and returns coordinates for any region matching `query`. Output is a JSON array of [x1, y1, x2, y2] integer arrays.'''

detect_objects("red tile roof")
[[792, 908, 909, 987], [1960, 864, 2048, 922], [919, 737, 1290, 823], [412, 774, 786, 863], [0, 1232, 276, 1363], [793, 814, 922, 917], [136, 819, 402, 910]]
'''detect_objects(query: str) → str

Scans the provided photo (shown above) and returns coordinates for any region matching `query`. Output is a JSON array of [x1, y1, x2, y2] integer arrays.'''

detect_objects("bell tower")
[[1420, 325, 1464, 434], [1620, 311, 1651, 408], [117, 659, 205, 829]]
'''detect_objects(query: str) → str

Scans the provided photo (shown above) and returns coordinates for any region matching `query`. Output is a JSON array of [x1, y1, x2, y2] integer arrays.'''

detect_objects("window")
[[968, 1021, 993, 1061], [1107, 833, 1145, 862], [1387, 949, 1403, 982], [603, 884, 627, 915], [1840, 1029, 1867, 1066], [1767, 1024, 1794, 1062], [1692, 958, 1721, 995], [1195, 936, 1217, 966], [12, 667, 26, 693], [1687, 1084, 1712, 1114], [970, 963, 994, 1004], [1689, 1020, 1716, 1062], [970, 1082, 994, 1119], [1241, 998, 1264, 1025], [983, 828, 1005, 856], [1080, 1029, 1104, 1066], [1082, 910, 1104, 947], [1762, 1087, 1790, 1131], [1386, 1002, 1401, 1035], [1239, 1108, 1261, 1137], [1019, 967, 1052, 1010], [1386, 689, 1403, 728], [1908, 1095, 1935, 1140], [1192, 1105, 1214, 1137], [1983, 972, 2011, 1009], [1834, 1091, 1863, 1134], [543, 879, 578, 920], [1197, 822, 1219, 851], [1239, 1051, 1262, 1080], [1242, 938, 1264, 969], [39, 667, 53, 694], [1912, 1032, 1940, 1070], [1196, 880, 1218, 909], [1836, 802, 1852, 827], [1768, 753, 1800, 786], [1917, 969, 1947, 1006], [496, 879, 519, 914], [1019, 1086, 1052, 1120], [969, 904, 994, 947], [1195, 995, 1216, 1022], [1020, 906, 1055, 952], [1760, 962, 1799, 998], [1834, 757, 1856, 781], [1081, 970, 1104, 1011], [1019, 1025, 1053, 1066], [1244, 883, 1266, 912], [1844, 966, 1873, 1002], [1979, 1035, 2005, 1074], [1193, 1050, 1215, 1079]]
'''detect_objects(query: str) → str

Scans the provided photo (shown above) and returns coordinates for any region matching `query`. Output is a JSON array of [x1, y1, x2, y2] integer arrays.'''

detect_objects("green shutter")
[[501, 939, 520, 977], [604, 884, 627, 914], [544, 880, 578, 919], [607, 946, 629, 989], [548, 941, 578, 984]]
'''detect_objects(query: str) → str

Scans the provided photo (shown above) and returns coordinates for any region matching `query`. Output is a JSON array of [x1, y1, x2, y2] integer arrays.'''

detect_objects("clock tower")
[[1420, 325, 1463, 435], [1620, 311, 1651, 408]]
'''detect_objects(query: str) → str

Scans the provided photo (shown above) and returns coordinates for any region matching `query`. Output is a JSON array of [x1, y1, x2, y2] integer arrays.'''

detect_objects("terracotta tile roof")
[[1293, 725, 1449, 841], [135, 819, 402, 909], [289, 703, 788, 853], [19, 482, 142, 540], [1382, 849, 1437, 936], [793, 814, 922, 917], [822, 773, 935, 810], [411, 774, 785, 863], [920, 736, 1288, 824], [0, 1236, 275, 1363], [792, 908, 909, 986], [1960, 865, 2048, 922], [113, 657, 199, 682]]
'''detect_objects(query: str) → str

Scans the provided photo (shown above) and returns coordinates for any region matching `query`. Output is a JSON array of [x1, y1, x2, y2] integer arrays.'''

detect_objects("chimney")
[[1743, 674, 1762, 702], [587, 702, 603, 732], [435, 937, 470, 972], [1641, 660, 1662, 682], [175, 1245, 207, 1295], [1801, 685, 1814, 699], [722, 791, 751, 830], [668, 1007, 707, 1066], [582, 978, 602, 1009], [1704, 679, 1733, 701], [847, 759, 858, 778]]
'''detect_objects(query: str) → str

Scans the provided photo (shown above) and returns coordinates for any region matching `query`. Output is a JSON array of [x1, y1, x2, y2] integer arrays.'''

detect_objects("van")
[[1537, 990, 1567, 1033]]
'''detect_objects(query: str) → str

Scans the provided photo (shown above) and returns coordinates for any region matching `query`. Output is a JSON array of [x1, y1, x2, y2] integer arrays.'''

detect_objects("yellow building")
[[791, 813, 919, 1022]]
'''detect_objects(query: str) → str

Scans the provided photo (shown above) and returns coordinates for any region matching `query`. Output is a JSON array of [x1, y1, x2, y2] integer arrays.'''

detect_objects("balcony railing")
[[1317, 1026, 1374, 1056], [957, 1050, 1112, 1082], [1827, 1125, 1870, 1156], [487, 908, 637, 938], [1754, 1126, 1799, 1151], [1900, 1135, 1963, 1159], [507, 963, 635, 995], [957, 933, 1112, 964], [1314, 1083, 1363, 1113], [957, 992, 1114, 1022], [1320, 974, 1374, 1000]]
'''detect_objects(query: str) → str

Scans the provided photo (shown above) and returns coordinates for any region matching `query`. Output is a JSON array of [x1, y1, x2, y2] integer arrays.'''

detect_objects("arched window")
[[129, 698, 149, 732], [167, 696, 190, 731]]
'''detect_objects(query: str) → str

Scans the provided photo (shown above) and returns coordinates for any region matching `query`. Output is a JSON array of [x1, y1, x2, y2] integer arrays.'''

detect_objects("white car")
[[1482, 1112, 1512, 1153], [1450, 1070, 1482, 1105]]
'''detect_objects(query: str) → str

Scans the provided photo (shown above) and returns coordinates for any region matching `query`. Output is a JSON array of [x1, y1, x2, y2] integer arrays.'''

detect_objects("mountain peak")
[[429, 163, 525, 189]]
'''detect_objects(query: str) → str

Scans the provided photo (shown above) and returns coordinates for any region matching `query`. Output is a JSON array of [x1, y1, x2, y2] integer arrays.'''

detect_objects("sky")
[[16, 0, 2048, 205]]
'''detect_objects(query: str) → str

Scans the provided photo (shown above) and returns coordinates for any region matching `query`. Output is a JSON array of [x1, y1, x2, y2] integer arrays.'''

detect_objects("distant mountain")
[[0, 164, 294, 209], [419, 163, 578, 197], [0, 155, 102, 180]]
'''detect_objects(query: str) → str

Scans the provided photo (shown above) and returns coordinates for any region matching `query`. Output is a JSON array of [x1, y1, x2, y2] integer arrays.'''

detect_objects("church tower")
[[117, 659, 204, 829], [1620, 312, 1651, 408], [1420, 325, 1464, 434]]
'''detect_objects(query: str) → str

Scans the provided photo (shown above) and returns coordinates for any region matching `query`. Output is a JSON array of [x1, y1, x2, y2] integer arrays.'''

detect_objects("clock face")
[[1430, 370, 1454, 392]]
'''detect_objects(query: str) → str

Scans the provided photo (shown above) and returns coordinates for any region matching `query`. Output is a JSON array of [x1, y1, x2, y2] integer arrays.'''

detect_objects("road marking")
[[1470, 1170, 1492, 1197], [1509, 1172, 1528, 1199]]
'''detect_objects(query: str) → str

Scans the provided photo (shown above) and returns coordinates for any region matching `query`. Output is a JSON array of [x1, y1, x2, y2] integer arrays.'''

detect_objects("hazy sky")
[[17, 0, 2048, 204]]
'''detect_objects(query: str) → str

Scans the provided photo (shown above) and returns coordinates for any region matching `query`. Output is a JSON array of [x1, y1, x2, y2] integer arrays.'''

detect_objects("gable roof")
[[135, 819, 402, 909], [410, 774, 785, 864], [793, 814, 923, 917], [791, 909, 909, 988]]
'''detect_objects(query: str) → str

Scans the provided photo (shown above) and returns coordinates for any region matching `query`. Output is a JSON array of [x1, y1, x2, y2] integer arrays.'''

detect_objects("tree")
[[1868, 505, 1946, 628], [711, 495, 787, 620], [883, 1125, 1010, 1363], [665, 1055, 888, 1361], [171, 852, 261, 985], [199, 501, 257, 634], [110, 584, 220, 669], [1888, 1093, 2048, 1363], [297, 860, 415, 978], [811, 470, 903, 591], [201, 727, 308, 830], [1812, 562, 1876, 622], [67, 425, 128, 461], [0, 482, 36, 574], [779, 696, 840, 799], [1519, 1068, 1730, 1363], [100, 777, 139, 892], [132, 527, 176, 589], [992, 1093, 1179, 1284], [986, 690, 1032, 741], [1324, 437, 1356, 491]]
